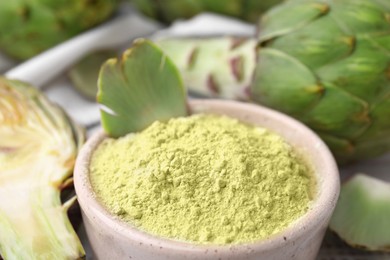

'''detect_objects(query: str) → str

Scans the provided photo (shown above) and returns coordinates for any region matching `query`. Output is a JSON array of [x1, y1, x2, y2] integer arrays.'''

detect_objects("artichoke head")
[[253, 0, 390, 163], [133, 0, 284, 23], [157, 37, 257, 101], [0, 77, 85, 259], [0, 0, 118, 60]]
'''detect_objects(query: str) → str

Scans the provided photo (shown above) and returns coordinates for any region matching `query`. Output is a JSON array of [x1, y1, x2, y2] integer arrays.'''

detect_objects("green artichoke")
[[157, 37, 257, 100], [0, 0, 118, 60], [157, 0, 390, 164], [133, 0, 283, 24], [0, 77, 85, 259], [253, 0, 390, 163]]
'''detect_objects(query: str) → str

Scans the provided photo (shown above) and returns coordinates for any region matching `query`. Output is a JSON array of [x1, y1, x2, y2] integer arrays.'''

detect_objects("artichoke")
[[0, 0, 118, 60], [132, 0, 283, 24], [253, 0, 390, 163], [329, 174, 390, 251], [157, 37, 257, 100], [157, 0, 390, 163], [0, 77, 85, 259], [98, 39, 187, 137]]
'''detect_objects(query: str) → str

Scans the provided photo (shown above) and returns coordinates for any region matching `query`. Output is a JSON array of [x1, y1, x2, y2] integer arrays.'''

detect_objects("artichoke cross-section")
[[0, 77, 85, 259]]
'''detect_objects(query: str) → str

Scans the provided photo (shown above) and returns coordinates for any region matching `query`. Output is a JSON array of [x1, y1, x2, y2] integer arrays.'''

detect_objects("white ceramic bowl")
[[74, 99, 340, 260]]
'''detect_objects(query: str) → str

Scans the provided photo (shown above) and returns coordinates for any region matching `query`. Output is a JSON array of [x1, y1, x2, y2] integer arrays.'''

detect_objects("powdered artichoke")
[[0, 77, 85, 259], [133, 0, 283, 23], [0, 0, 118, 60]]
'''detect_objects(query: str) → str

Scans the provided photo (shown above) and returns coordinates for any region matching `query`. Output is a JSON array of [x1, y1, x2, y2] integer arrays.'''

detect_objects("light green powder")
[[90, 114, 314, 244]]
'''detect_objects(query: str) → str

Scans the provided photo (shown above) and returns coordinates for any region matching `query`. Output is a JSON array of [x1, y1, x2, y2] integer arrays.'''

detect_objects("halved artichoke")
[[0, 77, 85, 259]]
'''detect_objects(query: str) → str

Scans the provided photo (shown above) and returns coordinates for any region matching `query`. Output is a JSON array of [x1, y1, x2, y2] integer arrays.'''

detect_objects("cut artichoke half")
[[0, 77, 85, 259], [329, 174, 390, 252], [97, 38, 188, 137]]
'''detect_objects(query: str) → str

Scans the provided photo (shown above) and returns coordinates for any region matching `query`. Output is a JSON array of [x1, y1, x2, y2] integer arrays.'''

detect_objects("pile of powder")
[[90, 114, 314, 244]]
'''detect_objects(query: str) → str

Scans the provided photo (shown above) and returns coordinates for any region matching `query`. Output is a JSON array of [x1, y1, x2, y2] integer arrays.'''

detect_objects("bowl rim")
[[74, 99, 340, 255]]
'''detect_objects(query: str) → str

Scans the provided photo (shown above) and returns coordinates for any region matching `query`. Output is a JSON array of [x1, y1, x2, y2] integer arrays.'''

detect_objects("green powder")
[[90, 114, 314, 244]]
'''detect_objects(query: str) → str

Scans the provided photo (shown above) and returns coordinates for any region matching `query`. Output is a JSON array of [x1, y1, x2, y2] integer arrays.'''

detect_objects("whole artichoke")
[[133, 0, 283, 24], [253, 0, 390, 163], [156, 0, 390, 164], [0, 0, 118, 60]]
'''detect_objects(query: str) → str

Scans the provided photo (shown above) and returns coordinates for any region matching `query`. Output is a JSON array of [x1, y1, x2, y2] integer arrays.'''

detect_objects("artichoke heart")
[[0, 78, 85, 259]]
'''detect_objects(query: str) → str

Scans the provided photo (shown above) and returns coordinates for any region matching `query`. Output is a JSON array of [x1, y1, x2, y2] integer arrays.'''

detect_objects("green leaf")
[[301, 83, 370, 139], [330, 0, 390, 35], [270, 15, 355, 69], [258, 1, 328, 42], [97, 38, 188, 137], [317, 35, 390, 104], [330, 174, 390, 251], [252, 48, 322, 115]]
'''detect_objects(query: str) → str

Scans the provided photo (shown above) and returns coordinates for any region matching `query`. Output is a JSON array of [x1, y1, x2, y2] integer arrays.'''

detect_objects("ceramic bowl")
[[74, 99, 340, 260]]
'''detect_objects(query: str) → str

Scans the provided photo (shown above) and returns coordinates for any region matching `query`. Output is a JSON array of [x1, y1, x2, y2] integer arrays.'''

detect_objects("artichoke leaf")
[[353, 135, 390, 162], [330, 0, 390, 35], [252, 48, 322, 115], [357, 93, 390, 142], [97, 38, 188, 137], [317, 35, 390, 104], [373, 0, 390, 10], [0, 77, 85, 260], [270, 15, 355, 69], [258, 0, 329, 42], [317, 133, 354, 164], [330, 174, 390, 252], [300, 83, 370, 139]]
